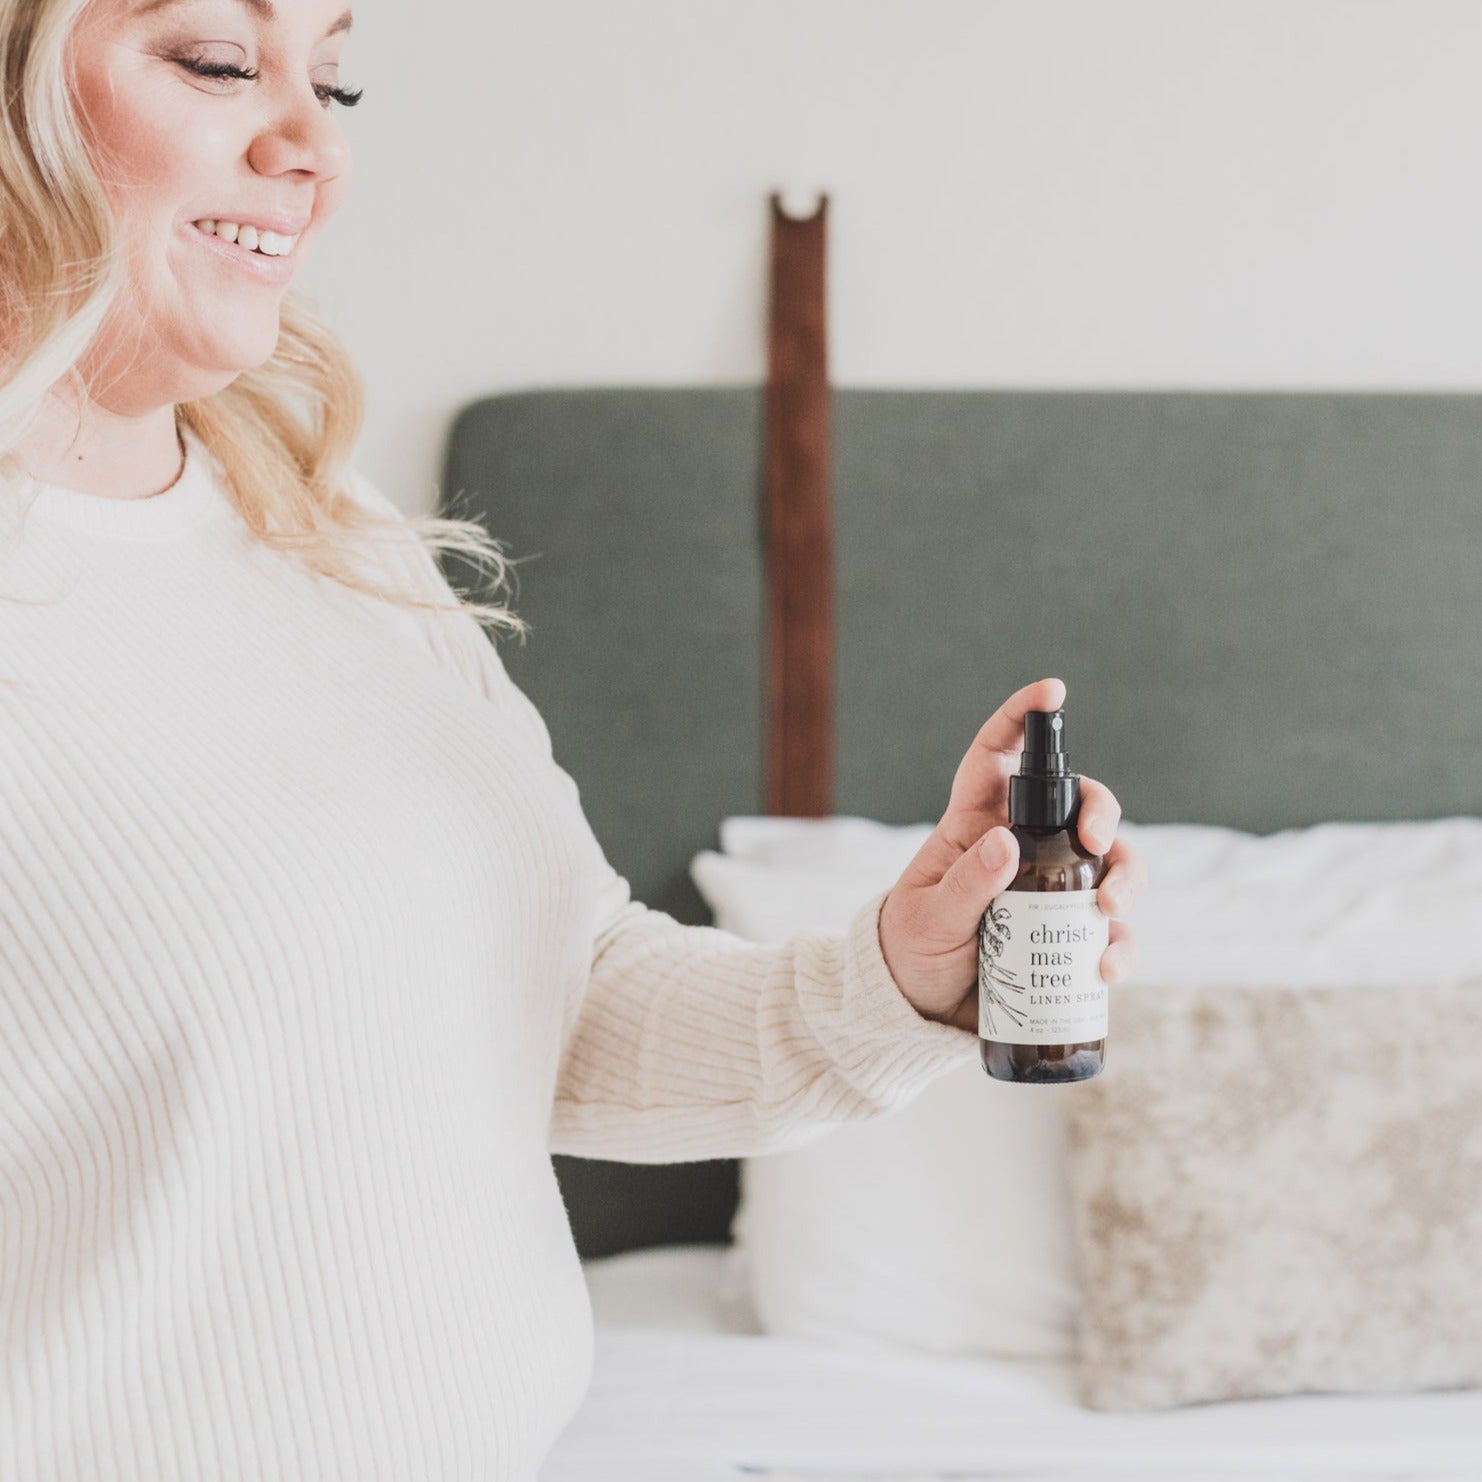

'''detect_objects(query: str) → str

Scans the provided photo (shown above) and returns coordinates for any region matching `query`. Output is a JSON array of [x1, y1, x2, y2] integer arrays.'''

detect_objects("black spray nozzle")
[[1021, 709, 1071, 776], [1009, 707, 1081, 829]]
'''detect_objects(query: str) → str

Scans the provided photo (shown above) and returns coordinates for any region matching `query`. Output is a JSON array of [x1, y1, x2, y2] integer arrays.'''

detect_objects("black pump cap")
[[1009, 708, 1081, 829]]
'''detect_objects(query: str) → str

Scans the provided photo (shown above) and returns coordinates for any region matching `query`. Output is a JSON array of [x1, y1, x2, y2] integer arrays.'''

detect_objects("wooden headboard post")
[[763, 190, 834, 818]]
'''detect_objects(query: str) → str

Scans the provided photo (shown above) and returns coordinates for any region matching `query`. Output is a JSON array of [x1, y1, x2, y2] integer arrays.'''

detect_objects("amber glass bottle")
[[978, 708, 1109, 1084]]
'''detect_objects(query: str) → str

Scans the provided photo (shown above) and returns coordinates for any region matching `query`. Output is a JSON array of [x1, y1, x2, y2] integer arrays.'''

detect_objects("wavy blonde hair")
[[0, 0, 529, 642]]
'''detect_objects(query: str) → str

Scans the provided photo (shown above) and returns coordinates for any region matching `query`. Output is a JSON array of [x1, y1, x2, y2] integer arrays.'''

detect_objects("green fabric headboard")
[[440, 388, 1482, 1257]]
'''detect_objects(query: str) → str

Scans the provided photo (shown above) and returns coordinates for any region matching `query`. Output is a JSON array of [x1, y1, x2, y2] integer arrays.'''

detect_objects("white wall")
[[303, 0, 1482, 515]]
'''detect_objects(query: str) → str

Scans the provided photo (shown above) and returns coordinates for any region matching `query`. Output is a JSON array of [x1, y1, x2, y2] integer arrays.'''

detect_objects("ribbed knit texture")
[[0, 431, 979, 1480]]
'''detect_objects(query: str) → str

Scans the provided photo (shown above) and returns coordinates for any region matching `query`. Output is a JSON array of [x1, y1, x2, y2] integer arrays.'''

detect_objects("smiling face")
[[66, 0, 357, 410]]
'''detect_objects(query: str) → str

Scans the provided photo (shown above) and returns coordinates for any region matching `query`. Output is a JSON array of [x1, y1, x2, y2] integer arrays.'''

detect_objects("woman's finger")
[[1101, 918, 1139, 984], [1076, 775, 1121, 855], [1096, 835, 1147, 918]]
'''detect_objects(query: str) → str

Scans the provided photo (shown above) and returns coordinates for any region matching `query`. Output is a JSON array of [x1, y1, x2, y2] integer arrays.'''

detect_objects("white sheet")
[[542, 1245, 1482, 1481]]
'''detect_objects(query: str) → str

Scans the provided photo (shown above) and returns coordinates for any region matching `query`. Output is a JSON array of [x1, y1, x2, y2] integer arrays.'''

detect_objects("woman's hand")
[[877, 676, 1146, 1032]]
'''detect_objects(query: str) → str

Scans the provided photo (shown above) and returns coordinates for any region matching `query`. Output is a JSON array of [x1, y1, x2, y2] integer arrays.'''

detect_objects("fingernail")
[[979, 828, 1010, 869]]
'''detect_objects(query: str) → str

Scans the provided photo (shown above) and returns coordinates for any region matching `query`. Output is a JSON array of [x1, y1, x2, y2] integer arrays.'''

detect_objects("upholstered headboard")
[[439, 388, 1482, 1258]]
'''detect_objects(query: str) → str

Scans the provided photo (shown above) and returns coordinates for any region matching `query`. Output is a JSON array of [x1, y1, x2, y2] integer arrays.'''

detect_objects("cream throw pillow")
[[1062, 981, 1482, 1411]]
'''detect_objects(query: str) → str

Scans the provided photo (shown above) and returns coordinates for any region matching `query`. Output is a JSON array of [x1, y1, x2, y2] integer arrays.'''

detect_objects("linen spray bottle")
[[978, 708, 1109, 1084]]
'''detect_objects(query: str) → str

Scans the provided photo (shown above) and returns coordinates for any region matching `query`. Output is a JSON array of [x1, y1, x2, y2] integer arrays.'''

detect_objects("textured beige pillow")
[[1061, 982, 1482, 1411]]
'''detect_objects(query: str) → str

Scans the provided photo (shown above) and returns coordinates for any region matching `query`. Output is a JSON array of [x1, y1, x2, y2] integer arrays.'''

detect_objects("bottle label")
[[978, 888, 1109, 1045]]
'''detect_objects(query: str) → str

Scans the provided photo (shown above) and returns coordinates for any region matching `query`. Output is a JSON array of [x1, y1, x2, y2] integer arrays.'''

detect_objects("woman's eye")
[[178, 57, 258, 83], [176, 58, 363, 109], [313, 81, 364, 110]]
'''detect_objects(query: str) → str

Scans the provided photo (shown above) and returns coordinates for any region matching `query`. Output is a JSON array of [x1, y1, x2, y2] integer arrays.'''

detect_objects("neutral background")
[[300, 0, 1482, 516]]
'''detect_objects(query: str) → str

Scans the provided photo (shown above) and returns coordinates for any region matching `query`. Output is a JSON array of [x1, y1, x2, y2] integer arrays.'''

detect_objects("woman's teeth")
[[192, 219, 298, 257]]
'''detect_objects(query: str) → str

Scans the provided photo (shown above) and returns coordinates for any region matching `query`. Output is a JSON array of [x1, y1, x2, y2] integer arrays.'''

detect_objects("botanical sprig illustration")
[[978, 900, 1029, 1037]]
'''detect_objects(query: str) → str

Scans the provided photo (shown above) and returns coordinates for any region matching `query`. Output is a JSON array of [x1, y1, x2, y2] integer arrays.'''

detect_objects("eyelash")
[[179, 58, 364, 109]]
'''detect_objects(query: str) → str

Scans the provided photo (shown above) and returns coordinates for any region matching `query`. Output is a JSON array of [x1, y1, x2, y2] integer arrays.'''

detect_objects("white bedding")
[[542, 1245, 1482, 1482]]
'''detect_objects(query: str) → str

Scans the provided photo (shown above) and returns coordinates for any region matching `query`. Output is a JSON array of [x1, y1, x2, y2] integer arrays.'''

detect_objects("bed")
[[545, 1242, 1482, 1480], [437, 388, 1482, 1479]]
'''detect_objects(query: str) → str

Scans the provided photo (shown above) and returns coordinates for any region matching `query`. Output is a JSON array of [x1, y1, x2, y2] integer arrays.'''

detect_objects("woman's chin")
[[192, 322, 288, 379]]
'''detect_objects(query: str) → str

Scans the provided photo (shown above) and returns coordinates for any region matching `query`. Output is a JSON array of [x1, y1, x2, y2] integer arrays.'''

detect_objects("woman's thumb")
[[976, 825, 1020, 888], [937, 825, 1020, 938]]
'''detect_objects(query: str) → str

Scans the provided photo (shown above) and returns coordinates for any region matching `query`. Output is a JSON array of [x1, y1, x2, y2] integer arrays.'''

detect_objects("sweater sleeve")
[[550, 871, 981, 1162], [342, 470, 981, 1163]]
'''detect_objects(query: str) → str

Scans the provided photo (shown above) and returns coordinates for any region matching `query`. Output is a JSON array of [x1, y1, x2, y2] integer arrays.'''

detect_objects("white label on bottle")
[[978, 888, 1109, 1045]]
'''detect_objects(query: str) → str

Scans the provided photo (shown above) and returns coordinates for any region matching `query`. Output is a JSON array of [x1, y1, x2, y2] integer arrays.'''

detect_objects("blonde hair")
[[0, 0, 529, 642]]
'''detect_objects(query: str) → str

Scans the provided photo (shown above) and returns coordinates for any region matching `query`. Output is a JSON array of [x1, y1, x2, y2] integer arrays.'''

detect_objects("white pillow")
[[711, 814, 1482, 987], [695, 814, 1482, 1364], [695, 843, 1080, 1361]]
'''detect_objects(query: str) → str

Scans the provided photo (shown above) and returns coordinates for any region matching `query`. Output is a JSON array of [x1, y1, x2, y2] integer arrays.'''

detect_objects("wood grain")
[[763, 190, 834, 817]]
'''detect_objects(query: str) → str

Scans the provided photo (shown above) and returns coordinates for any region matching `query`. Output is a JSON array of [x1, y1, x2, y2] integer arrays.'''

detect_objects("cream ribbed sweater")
[[0, 429, 979, 1481]]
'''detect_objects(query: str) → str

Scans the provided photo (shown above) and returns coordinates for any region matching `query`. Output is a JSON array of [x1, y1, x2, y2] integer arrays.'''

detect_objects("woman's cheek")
[[319, 160, 354, 218]]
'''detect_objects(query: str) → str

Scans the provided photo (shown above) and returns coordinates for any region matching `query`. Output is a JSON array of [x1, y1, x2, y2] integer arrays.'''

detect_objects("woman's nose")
[[247, 93, 351, 186]]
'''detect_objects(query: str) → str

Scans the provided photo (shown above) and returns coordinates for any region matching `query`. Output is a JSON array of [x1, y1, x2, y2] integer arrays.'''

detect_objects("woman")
[[0, 0, 1145, 1476]]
